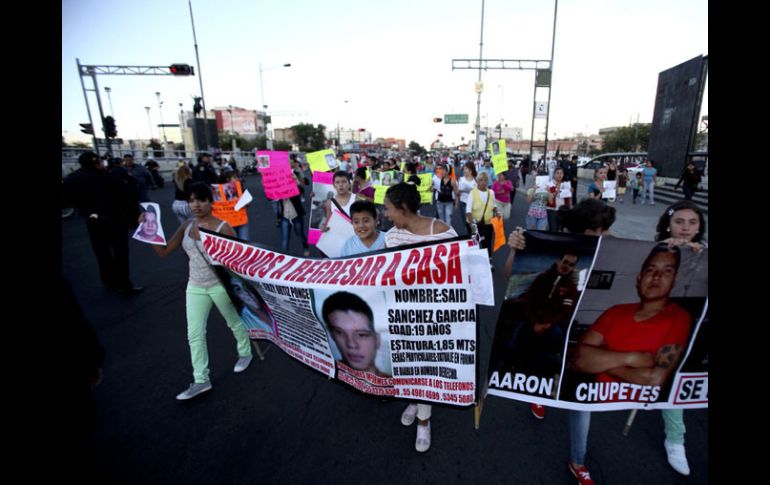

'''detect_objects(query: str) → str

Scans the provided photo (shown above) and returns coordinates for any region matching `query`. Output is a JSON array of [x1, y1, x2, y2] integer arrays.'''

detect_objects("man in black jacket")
[[63, 152, 144, 294], [192, 152, 218, 185]]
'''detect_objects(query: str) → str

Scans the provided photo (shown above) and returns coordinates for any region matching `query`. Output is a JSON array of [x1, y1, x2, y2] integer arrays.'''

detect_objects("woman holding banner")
[[383, 182, 458, 453], [650, 200, 707, 476], [146, 182, 253, 401]]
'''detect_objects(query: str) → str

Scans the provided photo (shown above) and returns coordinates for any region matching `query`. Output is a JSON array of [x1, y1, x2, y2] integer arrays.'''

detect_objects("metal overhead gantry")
[[76, 58, 195, 155], [452, 0, 559, 161]]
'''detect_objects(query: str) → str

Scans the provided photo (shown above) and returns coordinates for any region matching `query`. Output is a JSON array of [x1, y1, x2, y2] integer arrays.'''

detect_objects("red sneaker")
[[530, 403, 545, 420], [568, 463, 595, 485]]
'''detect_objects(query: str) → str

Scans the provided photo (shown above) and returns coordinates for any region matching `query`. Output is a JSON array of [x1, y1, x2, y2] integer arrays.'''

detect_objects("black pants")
[[478, 222, 495, 251], [86, 218, 132, 290]]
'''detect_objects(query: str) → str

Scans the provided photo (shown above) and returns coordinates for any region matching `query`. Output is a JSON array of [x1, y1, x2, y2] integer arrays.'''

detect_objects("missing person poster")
[[257, 150, 300, 201], [133, 202, 167, 245], [490, 139, 507, 175], [211, 180, 247, 228], [307, 149, 335, 173], [487, 232, 708, 411], [202, 230, 494, 406], [309, 171, 336, 245]]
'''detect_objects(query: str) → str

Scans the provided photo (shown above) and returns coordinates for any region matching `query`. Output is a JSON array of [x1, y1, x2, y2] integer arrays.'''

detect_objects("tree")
[[601, 124, 651, 153], [408, 141, 427, 157], [291, 123, 327, 151]]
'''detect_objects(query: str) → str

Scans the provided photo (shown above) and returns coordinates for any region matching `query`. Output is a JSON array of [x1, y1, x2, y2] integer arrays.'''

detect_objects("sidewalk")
[[516, 176, 708, 241]]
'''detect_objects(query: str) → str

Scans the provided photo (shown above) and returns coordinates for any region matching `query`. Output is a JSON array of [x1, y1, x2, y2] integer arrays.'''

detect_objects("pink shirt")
[[492, 180, 513, 204]]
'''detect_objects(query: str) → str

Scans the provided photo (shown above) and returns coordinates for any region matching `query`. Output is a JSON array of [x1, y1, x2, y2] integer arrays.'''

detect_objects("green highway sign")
[[444, 114, 469, 124]]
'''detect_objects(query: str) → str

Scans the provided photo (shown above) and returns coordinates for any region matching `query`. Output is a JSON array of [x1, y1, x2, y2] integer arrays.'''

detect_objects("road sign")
[[444, 114, 469, 124], [96, 138, 124, 145]]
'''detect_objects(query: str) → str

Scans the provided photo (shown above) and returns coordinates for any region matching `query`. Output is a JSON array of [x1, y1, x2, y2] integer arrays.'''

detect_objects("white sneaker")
[[401, 403, 418, 426], [234, 355, 253, 373], [415, 422, 431, 453], [664, 440, 690, 476], [176, 382, 212, 400]]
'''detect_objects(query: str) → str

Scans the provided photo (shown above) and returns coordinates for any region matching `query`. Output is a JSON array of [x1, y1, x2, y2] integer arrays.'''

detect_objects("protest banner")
[[417, 173, 434, 204], [307, 149, 336, 173], [490, 139, 507, 175], [487, 231, 708, 411], [201, 230, 494, 406], [602, 180, 617, 200], [132, 202, 167, 245], [315, 209, 355, 258], [373, 185, 388, 205], [211, 180, 247, 228], [256, 151, 300, 201], [309, 172, 336, 245]]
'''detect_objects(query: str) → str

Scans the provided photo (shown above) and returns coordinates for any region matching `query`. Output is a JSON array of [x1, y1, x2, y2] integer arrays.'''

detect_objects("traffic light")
[[193, 97, 203, 115], [169, 64, 194, 76], [357, 128, 366, 132], [103, 116, 117, 138], [433, 117, 442, 123], [80, 123, 93, 135]]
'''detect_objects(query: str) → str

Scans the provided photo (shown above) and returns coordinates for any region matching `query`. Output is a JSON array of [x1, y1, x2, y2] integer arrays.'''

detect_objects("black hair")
[[350, 200, 378, 220], [655, 201, 706, 243], [641, 242, 681, 273], [321, 291, 374, 331], [145, 204, 158, 216], [463, 161, 478, 178], [197, 153, 211, 164], [385, 182, 420, 214], [188, 181, 214, 202], [355, 167, 367, 180], [405, 162, 418, 174], [333, 170, 350, 182], [557, 198, 616, 234], [78, 151, 99, 168]]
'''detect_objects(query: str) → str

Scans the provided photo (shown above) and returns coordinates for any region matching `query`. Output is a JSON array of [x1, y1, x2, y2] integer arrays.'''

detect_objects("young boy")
[[630, 172, 643, 204], [340, 200, 386, 257]]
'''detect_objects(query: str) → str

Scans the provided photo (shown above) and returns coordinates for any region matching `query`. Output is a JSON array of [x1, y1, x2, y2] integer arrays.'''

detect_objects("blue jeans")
[[281, 217, 308, 253], [642, 181, 655, 204], [436, 201, 454, 225], [569, 410, 591, 465], [235, 223, 249, 241], [526, 214, 548, 230]]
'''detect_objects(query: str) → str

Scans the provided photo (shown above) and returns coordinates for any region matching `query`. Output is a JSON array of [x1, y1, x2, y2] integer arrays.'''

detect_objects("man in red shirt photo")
[[573, 243, 691, 392]]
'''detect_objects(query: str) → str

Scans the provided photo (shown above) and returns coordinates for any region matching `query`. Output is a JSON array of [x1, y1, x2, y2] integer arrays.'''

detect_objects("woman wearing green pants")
[[149, 182, 253, 400]]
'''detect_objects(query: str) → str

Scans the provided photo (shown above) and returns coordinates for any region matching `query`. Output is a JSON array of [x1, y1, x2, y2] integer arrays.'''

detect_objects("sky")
[[62, 0, 708, 149]]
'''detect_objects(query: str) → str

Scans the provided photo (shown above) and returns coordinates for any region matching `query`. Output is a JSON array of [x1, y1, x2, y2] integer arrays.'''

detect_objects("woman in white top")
[[383, 182, 458, 453], [456, 162, 478, 236], [148, 182, 253, 401]]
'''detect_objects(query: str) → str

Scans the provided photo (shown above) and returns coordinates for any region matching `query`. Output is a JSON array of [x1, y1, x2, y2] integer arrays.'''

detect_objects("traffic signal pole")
[[89, 68, 112, 156], [76, 61, 195, 157], [77, 58, 100, 154]]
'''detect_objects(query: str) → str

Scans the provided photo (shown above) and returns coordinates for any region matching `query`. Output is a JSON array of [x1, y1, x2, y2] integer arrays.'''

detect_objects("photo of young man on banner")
[[488, 231, 599, 401], [558, 238, 707, 409], [314, 289, 392, 379]]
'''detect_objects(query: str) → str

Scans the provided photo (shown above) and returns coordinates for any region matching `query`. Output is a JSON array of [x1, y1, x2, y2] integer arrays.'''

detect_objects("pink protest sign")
[[257, 151, 300, 200]]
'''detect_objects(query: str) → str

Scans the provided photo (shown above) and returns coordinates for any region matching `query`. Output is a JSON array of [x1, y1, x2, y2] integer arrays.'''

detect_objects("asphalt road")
[[63, 173, 707, 484]]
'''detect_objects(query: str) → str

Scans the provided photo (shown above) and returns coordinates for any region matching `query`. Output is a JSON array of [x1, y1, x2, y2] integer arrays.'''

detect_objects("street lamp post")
[[228, 105, 237, 153], [259, 62, 291, 150], [105, 87, 114, 116], [145, 106, 153, 140], [156, 92, 168, 153]]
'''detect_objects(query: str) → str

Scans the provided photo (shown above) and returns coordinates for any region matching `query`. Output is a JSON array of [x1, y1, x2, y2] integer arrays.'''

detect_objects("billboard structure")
[[647, 55, 708, 178]]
